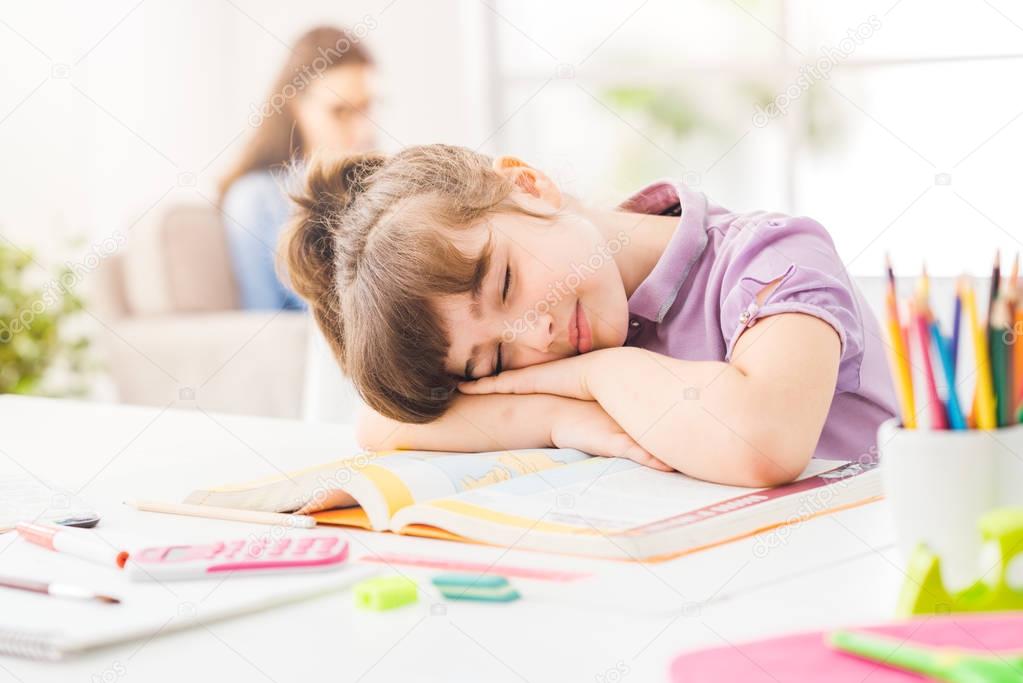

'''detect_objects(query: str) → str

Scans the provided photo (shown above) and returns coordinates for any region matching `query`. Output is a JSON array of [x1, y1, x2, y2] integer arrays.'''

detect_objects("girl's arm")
[[460, 313, 841, 487], [356, 392, 671, 470]]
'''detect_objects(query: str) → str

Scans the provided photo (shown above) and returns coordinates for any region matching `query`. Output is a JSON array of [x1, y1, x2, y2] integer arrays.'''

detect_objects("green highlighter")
[[431, 574, 520, 602], [829, 630, 1023, 683]]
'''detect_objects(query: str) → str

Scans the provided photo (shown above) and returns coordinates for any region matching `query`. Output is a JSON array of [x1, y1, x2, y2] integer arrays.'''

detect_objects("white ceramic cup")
[[878, 417, 1023, 588]]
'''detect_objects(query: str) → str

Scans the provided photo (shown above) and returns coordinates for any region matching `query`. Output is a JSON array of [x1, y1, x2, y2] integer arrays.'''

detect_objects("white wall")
[[0, 0, 490, 256]]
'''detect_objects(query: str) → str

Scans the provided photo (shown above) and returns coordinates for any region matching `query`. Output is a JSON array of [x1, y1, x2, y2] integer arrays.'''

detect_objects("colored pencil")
[[950, 289, 962, 377], [988, 250, 1001, 321], [1010, 252, 1019, 294], [884, 258, 916, 428], [961, 277, 997, 430], [1002, 255, 1018, 417], [929, 317, 966, 429], [991, 297, 1013, 427], [911, 291, 947, 429], [1015, 283, 1023, 415]]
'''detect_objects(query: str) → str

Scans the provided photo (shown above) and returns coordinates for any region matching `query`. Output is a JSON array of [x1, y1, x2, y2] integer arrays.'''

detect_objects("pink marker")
[[16, 522, 128, 569]]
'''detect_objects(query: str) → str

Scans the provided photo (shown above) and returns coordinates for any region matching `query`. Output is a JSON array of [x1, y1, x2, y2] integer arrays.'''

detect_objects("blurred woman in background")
[[219, 25, 376, 309]]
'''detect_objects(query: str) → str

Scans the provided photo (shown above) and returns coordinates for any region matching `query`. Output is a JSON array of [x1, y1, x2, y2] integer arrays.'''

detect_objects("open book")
[[185, 450, 881, 561]]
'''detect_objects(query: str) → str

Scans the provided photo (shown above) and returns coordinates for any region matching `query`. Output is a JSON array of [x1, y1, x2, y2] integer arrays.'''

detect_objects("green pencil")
[[991, 297, 1012, 427]]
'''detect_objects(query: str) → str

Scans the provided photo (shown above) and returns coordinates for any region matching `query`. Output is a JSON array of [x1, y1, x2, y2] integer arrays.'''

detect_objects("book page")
[[361, 448, 591, 507], [404, 457, 848, 533], [314, 449, 592, 530]]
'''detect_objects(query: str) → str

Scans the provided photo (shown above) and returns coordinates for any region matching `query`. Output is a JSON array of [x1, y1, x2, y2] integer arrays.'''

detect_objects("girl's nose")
[[519, 313, 555, 353]]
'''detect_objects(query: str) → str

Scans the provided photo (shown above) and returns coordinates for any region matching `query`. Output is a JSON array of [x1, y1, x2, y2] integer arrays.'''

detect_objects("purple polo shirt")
[[621, 180, 897, 461]]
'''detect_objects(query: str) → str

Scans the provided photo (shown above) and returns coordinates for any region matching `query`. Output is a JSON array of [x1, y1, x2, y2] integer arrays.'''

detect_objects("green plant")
[[0, 240, 91, 396]]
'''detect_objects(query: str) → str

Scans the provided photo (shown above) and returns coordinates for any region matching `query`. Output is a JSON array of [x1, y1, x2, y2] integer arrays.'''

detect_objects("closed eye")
[[493, 264, 511, 376]]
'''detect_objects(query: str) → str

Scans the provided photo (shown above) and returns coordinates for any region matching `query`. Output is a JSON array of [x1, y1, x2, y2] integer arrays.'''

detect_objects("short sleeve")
[[718, 215, 864, 392]]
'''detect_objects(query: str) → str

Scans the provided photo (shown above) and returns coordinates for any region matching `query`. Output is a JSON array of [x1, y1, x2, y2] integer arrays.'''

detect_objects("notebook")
[[0, 474, 101, 532], [669, 613, 1023, 682], [185, 449, 882, 561], [0, 556, 377, 660]]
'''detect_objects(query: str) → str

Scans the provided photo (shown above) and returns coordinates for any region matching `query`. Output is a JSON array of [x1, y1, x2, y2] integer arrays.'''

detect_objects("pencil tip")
[[96, 594, 120, 604]]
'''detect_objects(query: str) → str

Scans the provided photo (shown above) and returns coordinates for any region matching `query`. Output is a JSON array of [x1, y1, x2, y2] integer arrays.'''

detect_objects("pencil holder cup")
[[878, 418, 1023, 589]]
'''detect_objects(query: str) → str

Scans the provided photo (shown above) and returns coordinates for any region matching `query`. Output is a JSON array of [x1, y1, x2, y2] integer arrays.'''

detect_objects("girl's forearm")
[[356, 393, 569, 452], [586, 346, 822, 486]]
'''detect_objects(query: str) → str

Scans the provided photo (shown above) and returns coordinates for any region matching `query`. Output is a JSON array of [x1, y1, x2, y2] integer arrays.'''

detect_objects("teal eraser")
[[431, 573, 520, 602]]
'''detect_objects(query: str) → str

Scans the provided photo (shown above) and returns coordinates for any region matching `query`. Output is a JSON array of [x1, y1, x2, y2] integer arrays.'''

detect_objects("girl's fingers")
[[459, 368, 537, 395], [565, 429, 674, 472], [460, 364, 593, 400], [609, 434, 674, 471]]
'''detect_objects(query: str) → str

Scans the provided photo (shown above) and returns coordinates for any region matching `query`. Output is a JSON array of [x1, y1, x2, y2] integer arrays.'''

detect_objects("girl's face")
[[438, 162, 630, 380], [293, 64, 376, 154]]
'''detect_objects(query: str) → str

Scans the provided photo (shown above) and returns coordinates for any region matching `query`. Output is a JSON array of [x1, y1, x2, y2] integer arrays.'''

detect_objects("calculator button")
[[246, 544, 267, 559], [313, 538, 339, 555], [196, 543, 224, 560], [207, 540, 350, 573]]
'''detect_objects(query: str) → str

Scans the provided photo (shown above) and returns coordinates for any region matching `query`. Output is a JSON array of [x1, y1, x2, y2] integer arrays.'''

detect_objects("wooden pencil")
[[911, 289, 947, 429], [950, 290, 962, 377], [125, 500, 317, 528], [929, 315, 966, 429], [1015, 281, 1023, 417], [961, 277, 997, 430], [884, 259, 916, 428], [988, 250, 1001, 321], [991, 296, 1012, 427]]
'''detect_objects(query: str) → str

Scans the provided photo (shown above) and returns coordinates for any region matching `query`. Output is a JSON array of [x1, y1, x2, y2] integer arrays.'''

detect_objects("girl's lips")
[[568, 304, 578, 351], [576, 300, 593, 353]]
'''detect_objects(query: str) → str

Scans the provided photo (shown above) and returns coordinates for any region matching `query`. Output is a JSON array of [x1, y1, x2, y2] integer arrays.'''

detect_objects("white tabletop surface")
[[0, 395, 906, 683]]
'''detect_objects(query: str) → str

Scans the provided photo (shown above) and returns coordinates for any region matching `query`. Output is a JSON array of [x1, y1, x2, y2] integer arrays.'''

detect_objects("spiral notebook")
[[0, 559, 376, 660]]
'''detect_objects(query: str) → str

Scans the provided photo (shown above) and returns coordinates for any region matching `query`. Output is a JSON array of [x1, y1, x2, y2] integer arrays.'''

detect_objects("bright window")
[[484, 0, 1023, 276]]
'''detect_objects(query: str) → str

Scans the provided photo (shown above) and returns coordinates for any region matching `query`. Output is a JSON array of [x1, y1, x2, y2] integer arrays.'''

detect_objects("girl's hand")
[[458, 351, 600, 401], [549, 399, 673, 472]]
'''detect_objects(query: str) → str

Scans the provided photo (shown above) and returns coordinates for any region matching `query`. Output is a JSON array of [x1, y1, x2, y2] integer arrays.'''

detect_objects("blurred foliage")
[[605, 75, 843, 150], [0, 240, 92, 396], [603, 86, 714, 139]]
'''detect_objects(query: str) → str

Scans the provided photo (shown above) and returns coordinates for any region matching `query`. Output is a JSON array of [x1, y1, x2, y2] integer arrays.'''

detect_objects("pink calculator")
[[124, 535, 349, 581]]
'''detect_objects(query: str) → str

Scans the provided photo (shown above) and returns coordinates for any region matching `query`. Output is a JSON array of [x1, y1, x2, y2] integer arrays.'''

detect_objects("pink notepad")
[[670, 613, 1023, 682]]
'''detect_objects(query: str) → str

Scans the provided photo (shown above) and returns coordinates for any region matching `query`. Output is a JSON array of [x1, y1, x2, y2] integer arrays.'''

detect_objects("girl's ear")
[[492, 156, 563, 209]]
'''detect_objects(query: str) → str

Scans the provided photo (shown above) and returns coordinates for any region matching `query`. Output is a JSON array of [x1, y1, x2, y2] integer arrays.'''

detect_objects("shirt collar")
[[620, 179, 710, 323]]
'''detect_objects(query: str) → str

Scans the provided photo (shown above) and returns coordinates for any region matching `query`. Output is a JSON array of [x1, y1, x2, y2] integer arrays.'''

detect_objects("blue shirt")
[[222, 169, 305, 310]]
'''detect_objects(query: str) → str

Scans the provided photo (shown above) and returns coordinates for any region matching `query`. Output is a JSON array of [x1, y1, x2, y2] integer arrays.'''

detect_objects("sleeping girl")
[[281, 145, 897, 487]]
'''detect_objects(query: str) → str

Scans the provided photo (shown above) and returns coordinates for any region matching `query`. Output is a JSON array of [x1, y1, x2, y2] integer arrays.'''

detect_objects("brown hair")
[[280, 145, 547, 423], [218, 26, 373, 198]]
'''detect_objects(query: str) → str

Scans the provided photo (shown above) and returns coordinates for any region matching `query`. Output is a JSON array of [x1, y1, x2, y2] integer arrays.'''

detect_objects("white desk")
[[0, 396, 904, 682]]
